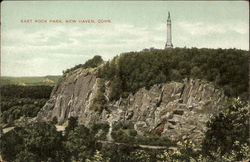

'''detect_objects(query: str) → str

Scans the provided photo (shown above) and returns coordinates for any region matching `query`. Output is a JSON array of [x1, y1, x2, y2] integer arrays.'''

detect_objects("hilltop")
[[98, 48, 248, 100]]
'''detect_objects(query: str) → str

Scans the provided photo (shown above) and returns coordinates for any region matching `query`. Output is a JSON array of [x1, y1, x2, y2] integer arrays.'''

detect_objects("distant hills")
[[0, 75, 61, 86]]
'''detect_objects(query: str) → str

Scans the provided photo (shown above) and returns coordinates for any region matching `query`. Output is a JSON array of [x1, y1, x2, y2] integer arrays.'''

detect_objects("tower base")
[[165, 43, 173, 49]]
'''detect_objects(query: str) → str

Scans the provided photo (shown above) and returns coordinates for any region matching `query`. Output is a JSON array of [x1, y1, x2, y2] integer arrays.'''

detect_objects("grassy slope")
[[0, 75, 61, 86]]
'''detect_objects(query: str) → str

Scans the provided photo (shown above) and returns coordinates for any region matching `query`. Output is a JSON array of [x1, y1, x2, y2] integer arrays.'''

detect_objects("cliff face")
[[36, 67, 227, 143], [36, 68, 99, 124]]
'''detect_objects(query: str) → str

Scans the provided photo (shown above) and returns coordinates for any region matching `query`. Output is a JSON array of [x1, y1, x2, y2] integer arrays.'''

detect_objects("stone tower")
[[165, 12, 173, 49]]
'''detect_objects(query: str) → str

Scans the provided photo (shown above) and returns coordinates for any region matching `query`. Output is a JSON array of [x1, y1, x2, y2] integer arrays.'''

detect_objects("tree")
[[64, 116, 78, 136], [190, 66, 202, 79], [89, 79, 107, 113], [63, 55, 104, 74], [169, 69, 182, 81], [0, 127, 25, 161], [83, 55, 104, 68], [91, 123, 110, 140], [202, 98, 249, 160], [64, 125, 96, 161], [0, 122, 64, 161], [21, 122, 64, 161]]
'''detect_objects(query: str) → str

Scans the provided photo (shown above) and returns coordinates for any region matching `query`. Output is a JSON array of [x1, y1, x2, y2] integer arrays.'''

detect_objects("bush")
[[89, 79, 107, 113], [63, 125, 96, 161], [202, 98, 249, 160], [91, 123, 110, 140], [63, 55, 103, 75]]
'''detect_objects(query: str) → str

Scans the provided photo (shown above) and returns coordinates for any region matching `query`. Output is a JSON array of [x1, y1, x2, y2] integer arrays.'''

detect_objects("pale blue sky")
[[1, 1, 249, 76]]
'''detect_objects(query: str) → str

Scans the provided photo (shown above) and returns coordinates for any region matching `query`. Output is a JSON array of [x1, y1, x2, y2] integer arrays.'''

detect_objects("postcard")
[[0, 1, 249, 162]]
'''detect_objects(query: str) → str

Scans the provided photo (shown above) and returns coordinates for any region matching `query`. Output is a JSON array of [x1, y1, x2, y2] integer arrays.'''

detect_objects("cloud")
[[2, 23, 165, 56], [1, 21, 248, 76], [177, 21, 248, 36], [1, 23, 165, 76]]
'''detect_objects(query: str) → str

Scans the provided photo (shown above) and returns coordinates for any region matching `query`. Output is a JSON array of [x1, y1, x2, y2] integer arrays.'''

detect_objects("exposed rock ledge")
[[36, 67, 227, 144]]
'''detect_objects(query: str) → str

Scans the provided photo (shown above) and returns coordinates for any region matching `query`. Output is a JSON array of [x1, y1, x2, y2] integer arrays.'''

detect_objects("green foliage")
[[130, 149, 151, 162], [0, 85, 52, 125], [0, 122, 64, 162], [111, 122, 175, 147], [91, 123, 110, 140], [0, 120, 103, 161], [190, 66, 202, 79], [112, 121, 134, 130], [1, 99, 46, 124], [0, 127, 25, 161], [0, 85, 53, 99], [111, 122, 136, 143], [157, 139, 250, 162], [83, 55, 104, 69], [98, 48, 248, 100], [202, 98, 249, 160], [15, 150, 38, 162], [86, 150, 110, 162], [89, 79, 107, 113], [155, 140, 200, 162], [64, 116, 78, 136], [99, 144, 169, 162], [100, 144, 137, 162], [135, 136, 175, 147], [63, 55, 103, 75], [63, 125, 97, 161]]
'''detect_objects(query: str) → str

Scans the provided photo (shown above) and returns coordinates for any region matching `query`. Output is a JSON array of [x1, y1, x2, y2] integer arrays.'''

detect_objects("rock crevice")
[[36, 68, 227, 144]]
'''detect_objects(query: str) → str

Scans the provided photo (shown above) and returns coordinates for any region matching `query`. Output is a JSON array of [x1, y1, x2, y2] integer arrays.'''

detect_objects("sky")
[[1, 1, 249, 76]]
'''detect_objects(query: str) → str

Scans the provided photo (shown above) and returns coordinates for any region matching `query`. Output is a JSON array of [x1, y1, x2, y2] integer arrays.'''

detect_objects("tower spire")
[[165, 11, 173, 49], [168, 12, 170, 20]]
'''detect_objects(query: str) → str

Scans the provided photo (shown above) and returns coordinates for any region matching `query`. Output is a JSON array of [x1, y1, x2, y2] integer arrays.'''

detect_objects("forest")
[[0, 85, 53, 126], [98, 48, 248, 101]]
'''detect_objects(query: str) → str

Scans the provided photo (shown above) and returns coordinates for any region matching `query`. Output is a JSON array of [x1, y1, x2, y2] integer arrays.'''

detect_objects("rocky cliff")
[[36, 67, 227, 144]]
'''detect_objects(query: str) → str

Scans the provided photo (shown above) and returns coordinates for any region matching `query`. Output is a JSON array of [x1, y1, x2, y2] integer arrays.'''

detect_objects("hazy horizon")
[[1, 46, 249, 77], [1, 1, 249, 77]]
